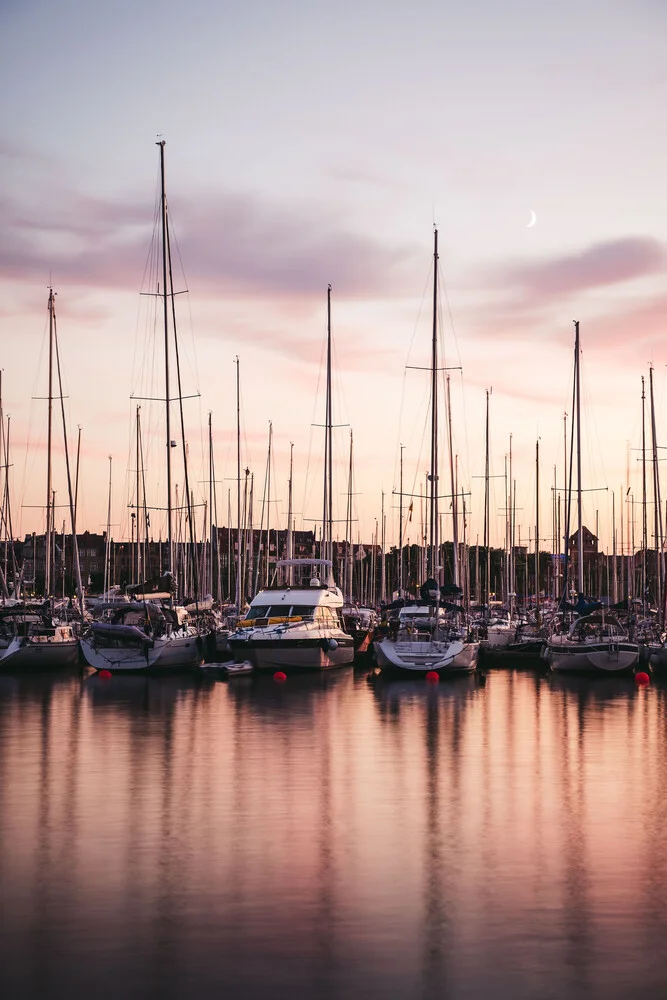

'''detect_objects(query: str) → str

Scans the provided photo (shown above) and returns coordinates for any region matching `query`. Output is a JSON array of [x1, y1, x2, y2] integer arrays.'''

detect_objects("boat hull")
[[486, 626, 514, 649], [547, 638, 639, 673], [228, 635, 355, 671], [374, 637, 478, 675], [79, 632, 204, 673], [0, 636, 80, 671]]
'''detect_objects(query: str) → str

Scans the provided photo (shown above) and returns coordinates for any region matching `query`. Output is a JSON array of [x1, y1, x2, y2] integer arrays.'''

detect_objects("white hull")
[[229, 632, 354, 671], [548, 637, 639, 673], [80, 631, 203, 672], [486, 626, 514, 649], [0, 635, 80, 670], [224, 660, 254, 676], [375, 636, 478, 674]]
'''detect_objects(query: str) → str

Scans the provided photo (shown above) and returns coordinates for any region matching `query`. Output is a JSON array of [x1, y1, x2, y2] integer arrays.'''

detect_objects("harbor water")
[[1, 667, 666, 999]]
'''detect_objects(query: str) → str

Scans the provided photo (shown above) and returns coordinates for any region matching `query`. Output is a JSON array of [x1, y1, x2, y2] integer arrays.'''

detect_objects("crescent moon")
[[527, 210, 537, 228]]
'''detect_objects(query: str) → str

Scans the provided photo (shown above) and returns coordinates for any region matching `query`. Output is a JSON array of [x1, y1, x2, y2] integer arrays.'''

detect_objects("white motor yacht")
[[227, 559, 355, 671]]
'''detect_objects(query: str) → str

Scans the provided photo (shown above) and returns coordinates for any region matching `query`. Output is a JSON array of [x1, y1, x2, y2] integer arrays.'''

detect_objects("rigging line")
[[20, 306, 51, 538], [130, 167, 162, 399], [393, 258, 433, 491], [301, 305, 329, 530], [167, 212, 199, 602]]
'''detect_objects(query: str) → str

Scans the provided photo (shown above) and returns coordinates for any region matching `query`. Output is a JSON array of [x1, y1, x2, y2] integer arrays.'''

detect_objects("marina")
[[1, 2, 665, 993], [1, 150, 665, 681]]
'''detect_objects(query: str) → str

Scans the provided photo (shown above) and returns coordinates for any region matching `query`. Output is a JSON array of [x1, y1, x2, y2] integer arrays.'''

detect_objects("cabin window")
[[245, 606, 271, 620], [290, 605, 315, 619]]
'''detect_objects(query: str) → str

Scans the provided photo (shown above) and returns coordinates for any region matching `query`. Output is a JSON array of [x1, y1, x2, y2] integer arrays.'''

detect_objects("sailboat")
[[227, 285, 355, 671], [80, 142, 204, 673], [1, 289, 81, 671], [374, 230, 478, 676], [547, 322, 639, 674]]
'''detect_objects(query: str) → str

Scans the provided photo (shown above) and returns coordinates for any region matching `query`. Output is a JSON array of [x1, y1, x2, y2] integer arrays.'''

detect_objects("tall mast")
[[265, 421, 272, 587], [483, 389, 490, 609], [226, 489, 232, 600], [157, 140, 173, 577], [641, 376, 647, 614], [135, 406, 141, 584], [535, 439, 540, 623], [503, 455, 508, 603], [0, 371, 6, 598], [575, 321, 584, 594], [104, 455, 112, 595], [561, 411, 567, 600], [346, 431, 354, 601], [322, 284, 333, 572], [649, 366, 663, 623], [208, 412, 214, 598], [509, 433, 514, 604], [287, 442, 294, 587], [45, 288, 55, 597], [2, 417, 19, 599], [429, 229, 439, 581], [399, 443, 404, 597], [235, 356, 241, 608], [380, 491, 386, 603]]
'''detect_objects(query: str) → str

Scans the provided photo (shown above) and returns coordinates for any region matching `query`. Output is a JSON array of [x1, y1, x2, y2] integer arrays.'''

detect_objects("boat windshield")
[[244, 605, 316, 620], [244, 606, 271, 620]]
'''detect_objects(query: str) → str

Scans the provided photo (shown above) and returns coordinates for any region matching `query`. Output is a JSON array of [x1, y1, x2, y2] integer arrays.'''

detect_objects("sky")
[[0, 0, 665, 555]]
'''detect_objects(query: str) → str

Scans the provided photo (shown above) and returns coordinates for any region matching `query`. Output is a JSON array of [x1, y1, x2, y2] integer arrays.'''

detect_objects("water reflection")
[[2, 670, 667, 997]]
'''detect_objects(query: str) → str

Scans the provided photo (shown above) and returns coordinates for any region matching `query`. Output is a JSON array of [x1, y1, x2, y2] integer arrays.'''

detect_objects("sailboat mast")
[[158, 140, 173, 576], [399, 443, 404, 597], [641, 376, 647, 613], [322, 284, 333, 571], [235, 356, 241, 608], [208, 412, 214, 598], [535, 438, 540, 622], [135, 405, 141, 584], [575, 321, 584, 594], [483, 389, 490, 609], [265, 421, 272, 587], [104, 455, 112, 595], [381, 491, 386, 603], [429, 228, 439, 581], [45, 288, 55, 597], [287, 442, 294, 586], [649, 366, 663, 623], [509, 434, 514, 604]]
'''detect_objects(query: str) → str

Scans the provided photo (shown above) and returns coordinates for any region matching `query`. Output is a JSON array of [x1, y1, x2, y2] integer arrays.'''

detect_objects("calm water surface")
[[1, 667, 666, 999]]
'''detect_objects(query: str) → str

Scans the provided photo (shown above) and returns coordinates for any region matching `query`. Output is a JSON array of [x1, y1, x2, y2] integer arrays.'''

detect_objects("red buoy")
[[98, 669, 112, 679], [635, 671, 650, 686], [273, 671, 287, 683], [425, 670, 439, 683]]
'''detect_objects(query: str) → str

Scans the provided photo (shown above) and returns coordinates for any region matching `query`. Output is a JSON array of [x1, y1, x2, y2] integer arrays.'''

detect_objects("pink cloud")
[[485, 236, 665, 301], [0, 181, 420, 300]]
